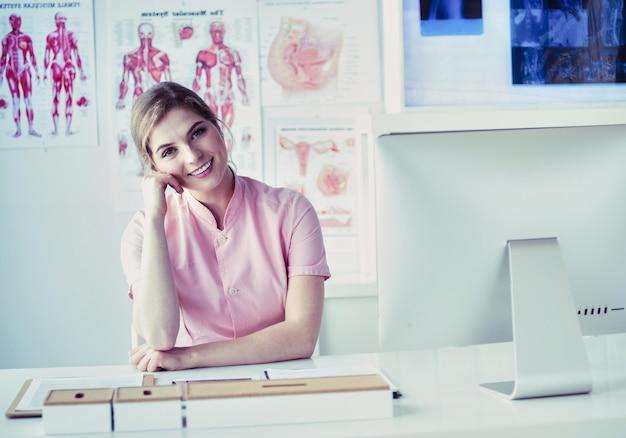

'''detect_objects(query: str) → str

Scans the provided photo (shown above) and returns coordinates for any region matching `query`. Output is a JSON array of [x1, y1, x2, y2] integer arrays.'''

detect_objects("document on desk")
[[15, 374, 145, 412], [169, 375, 261, 386], [263, 366, 402, 399]]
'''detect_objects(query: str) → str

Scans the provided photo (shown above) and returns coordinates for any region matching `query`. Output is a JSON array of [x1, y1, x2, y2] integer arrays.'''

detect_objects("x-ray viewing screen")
[[419, 0, 483, 36], [402, 1, 626, 107], [511, 0, 626, 84]]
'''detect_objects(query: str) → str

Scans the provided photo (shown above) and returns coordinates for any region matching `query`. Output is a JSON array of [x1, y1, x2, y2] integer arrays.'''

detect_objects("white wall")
[[0, 146, 133, 368], [319, 296, 379, 356]]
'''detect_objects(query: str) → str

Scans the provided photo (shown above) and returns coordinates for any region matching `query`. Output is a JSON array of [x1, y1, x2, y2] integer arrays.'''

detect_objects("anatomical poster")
[[0, 0, 97, 149], [275, 125, 358, 235], [257, 0, 381, 106], [107, 0, 262, 211]]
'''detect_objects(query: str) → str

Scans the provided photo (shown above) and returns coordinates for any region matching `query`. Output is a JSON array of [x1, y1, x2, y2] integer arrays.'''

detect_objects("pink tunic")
[[121, 175, 330, 346]]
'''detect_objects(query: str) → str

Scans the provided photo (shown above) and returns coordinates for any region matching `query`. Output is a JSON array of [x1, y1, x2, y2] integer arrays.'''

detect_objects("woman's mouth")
[[189, 159, 212, 177]]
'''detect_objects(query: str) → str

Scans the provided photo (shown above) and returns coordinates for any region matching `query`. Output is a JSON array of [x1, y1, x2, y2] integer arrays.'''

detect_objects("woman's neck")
[[190, 167, 236, 230]]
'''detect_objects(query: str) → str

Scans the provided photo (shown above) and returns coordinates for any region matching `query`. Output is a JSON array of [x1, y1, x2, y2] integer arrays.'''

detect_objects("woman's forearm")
[[133, 215, 180, 350], [183, 319, 318, 369]]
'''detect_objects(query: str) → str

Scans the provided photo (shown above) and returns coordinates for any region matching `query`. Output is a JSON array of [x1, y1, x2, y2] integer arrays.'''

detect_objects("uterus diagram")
[[278, 134, 339, 177], [278, 132, 355, 231], [267, 17, 343, 92]]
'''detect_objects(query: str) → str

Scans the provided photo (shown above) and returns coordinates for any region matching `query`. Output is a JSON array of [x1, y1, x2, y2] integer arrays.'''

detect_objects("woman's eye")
[[161, 147, 175, 158], [191, 127, 206, 140]]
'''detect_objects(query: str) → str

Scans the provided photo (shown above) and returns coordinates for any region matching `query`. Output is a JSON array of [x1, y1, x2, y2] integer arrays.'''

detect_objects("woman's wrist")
[[143, 211, 167, 229], [182, 345, 201, 369]]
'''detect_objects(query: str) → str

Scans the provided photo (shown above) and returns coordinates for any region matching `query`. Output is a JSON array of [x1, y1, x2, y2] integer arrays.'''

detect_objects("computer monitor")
[[375, 124, 626, 355]]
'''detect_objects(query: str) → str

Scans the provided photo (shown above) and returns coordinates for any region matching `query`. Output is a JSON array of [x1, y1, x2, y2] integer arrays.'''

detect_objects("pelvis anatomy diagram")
[[268, 17, 343, 91]]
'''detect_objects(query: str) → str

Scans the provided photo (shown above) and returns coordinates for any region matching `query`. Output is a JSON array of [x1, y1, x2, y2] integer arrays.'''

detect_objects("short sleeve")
[[120, 211, 146, 299], [287, 194, 331, 280]]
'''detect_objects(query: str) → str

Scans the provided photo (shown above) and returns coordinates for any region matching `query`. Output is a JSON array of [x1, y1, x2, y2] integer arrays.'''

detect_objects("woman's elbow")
[[144, 332, 176, 351], [134, 323, 177, 351], [295, 332, 319, 359]]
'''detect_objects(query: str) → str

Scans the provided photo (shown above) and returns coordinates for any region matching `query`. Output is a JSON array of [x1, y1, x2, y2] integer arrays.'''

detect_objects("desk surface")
[[3, 334, 626, 437]]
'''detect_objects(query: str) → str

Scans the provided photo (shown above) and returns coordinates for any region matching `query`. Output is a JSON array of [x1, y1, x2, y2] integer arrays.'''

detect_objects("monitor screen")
[[375, 124, 626, 351]]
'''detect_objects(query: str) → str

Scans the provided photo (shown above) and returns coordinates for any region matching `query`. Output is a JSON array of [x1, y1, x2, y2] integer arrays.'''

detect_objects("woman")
[[120, 82, 330, 372]]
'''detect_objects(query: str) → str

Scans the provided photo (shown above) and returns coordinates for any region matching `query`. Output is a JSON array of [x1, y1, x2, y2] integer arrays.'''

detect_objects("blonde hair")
[[130, 82, 225, 172]]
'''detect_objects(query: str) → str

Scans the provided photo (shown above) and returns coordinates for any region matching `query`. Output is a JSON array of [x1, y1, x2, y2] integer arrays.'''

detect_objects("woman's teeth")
[[190, 161, 211, 176]]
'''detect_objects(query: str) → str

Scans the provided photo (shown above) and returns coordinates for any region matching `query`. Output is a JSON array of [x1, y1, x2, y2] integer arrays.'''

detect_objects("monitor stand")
[[480, 238, 592, 399]]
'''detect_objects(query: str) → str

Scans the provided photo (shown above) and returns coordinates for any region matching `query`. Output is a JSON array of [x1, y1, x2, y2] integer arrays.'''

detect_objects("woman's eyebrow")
[[154, 142, 174, 154], [154, 121, 205, 154], [187, 121, 205, 136]]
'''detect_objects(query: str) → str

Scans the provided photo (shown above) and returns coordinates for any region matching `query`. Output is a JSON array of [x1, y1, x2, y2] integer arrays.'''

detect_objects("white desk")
[[3, 334, 626, 437]]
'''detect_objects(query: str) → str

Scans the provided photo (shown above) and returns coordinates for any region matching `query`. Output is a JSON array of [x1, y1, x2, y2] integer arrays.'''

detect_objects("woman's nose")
[[184, 145, 202, 163]]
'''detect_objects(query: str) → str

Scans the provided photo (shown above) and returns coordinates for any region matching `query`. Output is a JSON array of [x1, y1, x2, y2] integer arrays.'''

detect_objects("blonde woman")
[[121, 82, 330, 372]]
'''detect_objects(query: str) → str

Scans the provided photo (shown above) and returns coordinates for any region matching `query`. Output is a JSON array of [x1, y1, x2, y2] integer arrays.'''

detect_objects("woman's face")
[[149, 107, 231, 196]]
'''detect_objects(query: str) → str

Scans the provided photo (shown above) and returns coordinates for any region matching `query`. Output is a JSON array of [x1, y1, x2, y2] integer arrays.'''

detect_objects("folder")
[[5, 374, 154, 418]]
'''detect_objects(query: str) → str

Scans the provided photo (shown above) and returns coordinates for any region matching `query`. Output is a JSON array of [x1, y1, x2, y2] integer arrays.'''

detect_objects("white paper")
[[169, 375, 262, 385], [16, 374, 144, 412]]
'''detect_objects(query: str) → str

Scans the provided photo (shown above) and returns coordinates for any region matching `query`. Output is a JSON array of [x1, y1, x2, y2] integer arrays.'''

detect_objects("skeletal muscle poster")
[[107, 0, 262, 211], [0, 0, 97, 148], [257, 0, 381, 106], [275, 125, 358, 236]]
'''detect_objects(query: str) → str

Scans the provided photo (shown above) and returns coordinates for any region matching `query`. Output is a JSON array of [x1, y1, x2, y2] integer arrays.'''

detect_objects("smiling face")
[[149, 107, 233, 202]]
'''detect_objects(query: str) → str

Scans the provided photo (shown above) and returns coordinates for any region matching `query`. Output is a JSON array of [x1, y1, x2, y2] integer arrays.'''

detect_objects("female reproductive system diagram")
[[266, 16, 342, 96], [277, 127, 357, 234], [258, 0, 381, 104]]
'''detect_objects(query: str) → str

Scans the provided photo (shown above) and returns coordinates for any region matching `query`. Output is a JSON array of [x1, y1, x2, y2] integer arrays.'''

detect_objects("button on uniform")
[[228, 287, 238, 296], [217, 235, 227, 245]]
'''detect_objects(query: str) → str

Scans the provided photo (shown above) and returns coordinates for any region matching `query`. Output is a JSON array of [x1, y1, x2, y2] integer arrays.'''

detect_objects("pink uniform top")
[[121, 175, 331, 346]]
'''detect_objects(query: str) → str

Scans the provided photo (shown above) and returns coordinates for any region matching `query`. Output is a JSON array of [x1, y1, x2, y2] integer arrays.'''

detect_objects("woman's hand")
[[129, 343, 190, 372], [141, 172, 183, 218]]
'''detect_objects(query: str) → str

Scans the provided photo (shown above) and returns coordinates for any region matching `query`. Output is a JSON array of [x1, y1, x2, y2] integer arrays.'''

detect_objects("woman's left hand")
[[129, 343, 189, 372]]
